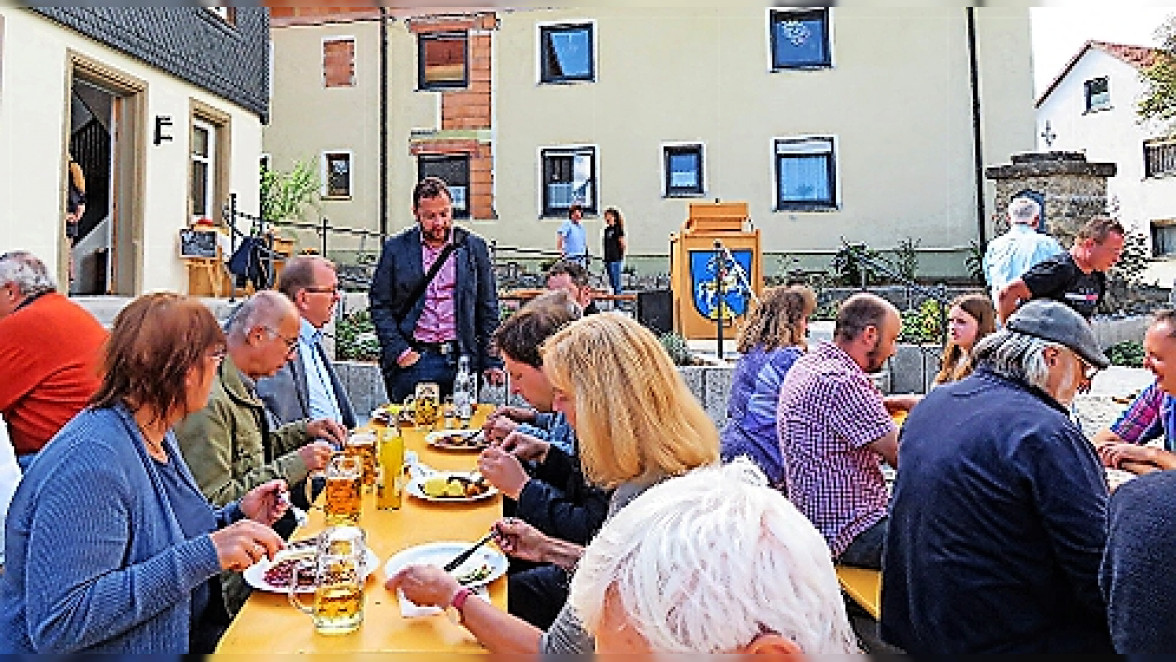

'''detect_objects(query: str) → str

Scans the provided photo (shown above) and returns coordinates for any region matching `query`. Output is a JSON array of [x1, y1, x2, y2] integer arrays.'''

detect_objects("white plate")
[[407, 472, 499, 503], [243, 548, 380, 594], [383, 541, 508, 588], [424, 428, 487, 451]]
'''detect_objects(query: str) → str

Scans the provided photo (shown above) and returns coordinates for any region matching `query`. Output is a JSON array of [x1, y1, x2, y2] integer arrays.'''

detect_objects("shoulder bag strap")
[[394, 232, 465, 320]]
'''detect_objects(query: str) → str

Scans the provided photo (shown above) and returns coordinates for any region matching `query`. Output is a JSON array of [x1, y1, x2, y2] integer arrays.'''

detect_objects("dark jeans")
[[382, 350, 457, 404], [508, 564, 570, 629], [837, 516, 887, 570], [605, 260, 623, 295]]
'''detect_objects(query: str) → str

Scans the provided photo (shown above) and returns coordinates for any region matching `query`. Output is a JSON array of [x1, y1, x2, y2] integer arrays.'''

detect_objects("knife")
[[443, 531, 494, 572]]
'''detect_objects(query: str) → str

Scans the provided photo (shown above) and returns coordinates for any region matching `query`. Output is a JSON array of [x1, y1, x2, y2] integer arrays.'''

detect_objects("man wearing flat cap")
[[881, 299, 1113, 654]]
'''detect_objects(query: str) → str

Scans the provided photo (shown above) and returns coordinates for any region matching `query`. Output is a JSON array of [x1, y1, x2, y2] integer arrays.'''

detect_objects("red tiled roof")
[[1036, 40, 1164, 107]]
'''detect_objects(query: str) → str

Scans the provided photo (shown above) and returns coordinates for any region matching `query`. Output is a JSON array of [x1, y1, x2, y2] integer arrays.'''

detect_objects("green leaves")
[[261, 158, 320, 222]]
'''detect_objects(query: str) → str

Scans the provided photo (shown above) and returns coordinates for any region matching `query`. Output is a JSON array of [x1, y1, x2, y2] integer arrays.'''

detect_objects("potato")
[[445, 482, 466, 498], [423, 476, 449, 498]]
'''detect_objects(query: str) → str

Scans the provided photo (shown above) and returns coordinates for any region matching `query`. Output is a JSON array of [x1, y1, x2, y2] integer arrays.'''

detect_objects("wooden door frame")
[[63, 51, 147, 295]]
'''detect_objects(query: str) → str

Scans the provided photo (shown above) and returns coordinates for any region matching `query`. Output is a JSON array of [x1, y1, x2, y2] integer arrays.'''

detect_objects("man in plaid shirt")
[[777, 293, 907, 569], [1095, 310, 1176, 474]]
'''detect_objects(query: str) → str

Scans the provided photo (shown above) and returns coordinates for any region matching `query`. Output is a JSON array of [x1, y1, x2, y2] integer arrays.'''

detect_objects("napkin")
[[397, 585, 488, 618]]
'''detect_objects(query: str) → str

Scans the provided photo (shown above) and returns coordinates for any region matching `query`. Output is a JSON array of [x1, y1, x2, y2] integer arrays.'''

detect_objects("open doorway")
[[65, 57, 144, 296]]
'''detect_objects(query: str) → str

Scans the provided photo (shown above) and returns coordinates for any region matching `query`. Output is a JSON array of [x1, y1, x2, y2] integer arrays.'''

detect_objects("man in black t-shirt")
[[997, 217, 1125, 322]]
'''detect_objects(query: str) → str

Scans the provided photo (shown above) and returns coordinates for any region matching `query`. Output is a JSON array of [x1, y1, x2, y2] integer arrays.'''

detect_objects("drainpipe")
[[379, 6, 389, 237], [967, 7, 988, 251]]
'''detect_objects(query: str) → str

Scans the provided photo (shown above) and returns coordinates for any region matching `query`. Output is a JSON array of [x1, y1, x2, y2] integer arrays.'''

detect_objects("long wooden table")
[[215, 406, 503, 654]]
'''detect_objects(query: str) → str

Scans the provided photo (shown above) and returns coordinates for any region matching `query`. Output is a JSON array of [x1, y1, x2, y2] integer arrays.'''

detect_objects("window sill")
[[321, 195, 353, 202], [774, 204, 839, 213], [416, 83, 469, 92], [771, 63, 832, 72], [664, 191, 706, 198], [1082, 106, 1113, 115], [538, 77, 596, 86]]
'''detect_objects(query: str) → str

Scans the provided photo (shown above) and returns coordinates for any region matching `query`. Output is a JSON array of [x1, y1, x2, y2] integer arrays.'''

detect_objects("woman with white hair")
[[569, 457, 860, 654]]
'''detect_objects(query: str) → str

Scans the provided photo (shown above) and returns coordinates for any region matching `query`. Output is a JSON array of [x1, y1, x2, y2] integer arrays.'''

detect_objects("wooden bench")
[[836, 565, 882, 620]]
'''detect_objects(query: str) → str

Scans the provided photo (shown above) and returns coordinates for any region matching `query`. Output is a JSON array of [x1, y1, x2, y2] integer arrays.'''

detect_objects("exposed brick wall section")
[[411, 140, 495, 220], [322, 37, 356, 87], [440, 33, 492, 130]]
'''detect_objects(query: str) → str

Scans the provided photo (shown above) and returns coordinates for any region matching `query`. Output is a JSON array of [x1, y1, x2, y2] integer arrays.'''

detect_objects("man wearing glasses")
[[258, 255, 356, 430], [882, 299, 1113, 654], [176, 291, 347, 614]]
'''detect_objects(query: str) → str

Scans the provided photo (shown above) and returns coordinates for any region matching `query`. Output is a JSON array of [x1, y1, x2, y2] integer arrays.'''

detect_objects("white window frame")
[[538, 144, 599, 218], [661, 141, 706, 198], [191, 119, 216, 223], [322, 36, 357, 88], [535, 19, 598, 85], [765, 7, 834, 72], [771, 135, 840, 212], [321, 150, 354, 200]]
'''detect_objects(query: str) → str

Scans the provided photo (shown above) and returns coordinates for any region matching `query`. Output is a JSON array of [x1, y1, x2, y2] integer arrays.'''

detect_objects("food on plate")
[[431, 431, 488, 449], [421, 473, 492, 499], [263, 556, 317, 589], [453, 562, 493, 585]]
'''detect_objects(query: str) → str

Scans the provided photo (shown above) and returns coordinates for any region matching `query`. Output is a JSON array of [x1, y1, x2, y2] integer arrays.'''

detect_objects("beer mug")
[[344, 432, 378, 489], [288, 525, 366, 635], [323, 454, 363, 526], [405, 382, 440, 428]]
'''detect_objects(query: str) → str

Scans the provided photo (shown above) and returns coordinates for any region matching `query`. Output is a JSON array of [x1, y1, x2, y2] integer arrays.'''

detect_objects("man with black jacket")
[[476, 291, 611, 629], [369, 177, 504, 402]]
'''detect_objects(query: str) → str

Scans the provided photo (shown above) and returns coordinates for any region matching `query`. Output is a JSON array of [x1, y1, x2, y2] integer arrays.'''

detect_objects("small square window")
[[1085, 76, 1110, 112], [540, 24, 594, 84], [1153, 221, 1176, 257], [419, 32, 468, 90], [1145, 139, 1176, 178], [418, 154, 471, 219], [770, 8, 831, 70], [323, 152, 352, 199], [541, 147, 596, 216], [664, 145, 704, 197], [774, 137, 836, 210]]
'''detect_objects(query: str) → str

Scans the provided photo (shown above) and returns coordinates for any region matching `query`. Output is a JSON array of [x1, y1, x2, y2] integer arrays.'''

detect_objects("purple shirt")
[[777, 342, 895, 557], [413, 240, 458, 344]]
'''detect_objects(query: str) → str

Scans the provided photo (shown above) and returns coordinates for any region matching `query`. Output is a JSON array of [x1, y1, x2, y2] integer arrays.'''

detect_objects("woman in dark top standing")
[[602, 207, 626, 295]]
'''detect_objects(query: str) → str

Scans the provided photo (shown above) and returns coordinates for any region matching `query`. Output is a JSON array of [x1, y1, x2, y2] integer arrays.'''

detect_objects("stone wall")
[[986, 151, 1116, 247]]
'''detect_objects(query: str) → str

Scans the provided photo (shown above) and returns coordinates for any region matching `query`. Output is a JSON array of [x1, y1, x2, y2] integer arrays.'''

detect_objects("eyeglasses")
[[264, 327, 299, 351], [208, 347, 227, 365], [304, 285, 340, 296], [1072, 350, 1100, 381]]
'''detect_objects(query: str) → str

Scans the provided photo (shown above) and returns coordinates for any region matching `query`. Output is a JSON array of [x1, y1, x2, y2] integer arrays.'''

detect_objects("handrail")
[[837, 237, 951, 348]]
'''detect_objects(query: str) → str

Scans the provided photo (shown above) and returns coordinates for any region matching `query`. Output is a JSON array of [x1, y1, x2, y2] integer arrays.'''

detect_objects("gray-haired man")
[[882, 299, 1113, 654]]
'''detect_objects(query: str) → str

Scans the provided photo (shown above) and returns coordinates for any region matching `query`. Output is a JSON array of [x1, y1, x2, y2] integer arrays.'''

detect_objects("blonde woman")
[[720, 285, 816, 487], [387, 313, 719, 654]]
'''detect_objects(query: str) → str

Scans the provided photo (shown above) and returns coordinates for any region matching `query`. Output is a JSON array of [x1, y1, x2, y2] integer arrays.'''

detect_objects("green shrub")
[[899, 299, 944, 344], [335, 309, 381, 362], [1107, 340, 1144, 368], [659, 332, 694, 366]]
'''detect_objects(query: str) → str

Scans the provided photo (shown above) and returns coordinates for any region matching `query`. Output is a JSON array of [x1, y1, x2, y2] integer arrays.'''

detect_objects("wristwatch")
[[445, 587, 474, 624]]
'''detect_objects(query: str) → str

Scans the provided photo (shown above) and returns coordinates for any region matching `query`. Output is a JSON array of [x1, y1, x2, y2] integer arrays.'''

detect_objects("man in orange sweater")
[[0, 251, 106, 470]]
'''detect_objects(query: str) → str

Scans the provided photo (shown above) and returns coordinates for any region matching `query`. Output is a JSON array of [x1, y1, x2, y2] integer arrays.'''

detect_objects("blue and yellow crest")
[[690, 249, 753, 321]]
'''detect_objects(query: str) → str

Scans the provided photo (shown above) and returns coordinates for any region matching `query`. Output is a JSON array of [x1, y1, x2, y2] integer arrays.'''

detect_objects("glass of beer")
[[345, 432, 378, 489], [412, 382, 441, 428], [323, 454, 363, 526], [288, 526, 366, 635]]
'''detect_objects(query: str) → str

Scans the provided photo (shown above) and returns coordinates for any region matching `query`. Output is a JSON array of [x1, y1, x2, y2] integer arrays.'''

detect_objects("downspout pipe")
[[379, 6, 389, 238], [967, 7, 988, 251]]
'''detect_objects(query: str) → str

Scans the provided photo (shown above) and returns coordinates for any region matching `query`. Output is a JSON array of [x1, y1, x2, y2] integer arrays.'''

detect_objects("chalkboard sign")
[[179, 229, 218, 259]]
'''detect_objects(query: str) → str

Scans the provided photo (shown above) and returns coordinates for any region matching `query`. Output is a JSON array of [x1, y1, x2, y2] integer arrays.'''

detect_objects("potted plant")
[[260, 158, 319, 224]]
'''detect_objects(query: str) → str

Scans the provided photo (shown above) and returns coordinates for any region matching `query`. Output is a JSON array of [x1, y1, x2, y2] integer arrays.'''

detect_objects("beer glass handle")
[[287, 559, 316, 615]]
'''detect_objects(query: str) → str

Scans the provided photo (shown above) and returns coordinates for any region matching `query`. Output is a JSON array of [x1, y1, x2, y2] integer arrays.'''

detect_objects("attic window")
[[1084, 77, 1110, 112]]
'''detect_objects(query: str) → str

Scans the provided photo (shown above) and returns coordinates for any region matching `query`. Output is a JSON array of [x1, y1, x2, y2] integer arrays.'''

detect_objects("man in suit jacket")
[[369, 176, 504, 403], [258, 255, 357, 430]]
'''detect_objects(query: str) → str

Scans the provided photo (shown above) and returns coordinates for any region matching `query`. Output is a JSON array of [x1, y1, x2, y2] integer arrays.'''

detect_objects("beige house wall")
[[266, 7, 1034, 277], [0, 8, 262, 293]]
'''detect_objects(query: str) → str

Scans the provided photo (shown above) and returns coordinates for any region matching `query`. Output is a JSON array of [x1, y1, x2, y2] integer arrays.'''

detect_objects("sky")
[[1031, 6, 1174, 98]]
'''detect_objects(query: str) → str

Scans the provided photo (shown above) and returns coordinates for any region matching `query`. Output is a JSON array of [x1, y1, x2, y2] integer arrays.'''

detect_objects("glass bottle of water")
[[453, 355, 475, 424]]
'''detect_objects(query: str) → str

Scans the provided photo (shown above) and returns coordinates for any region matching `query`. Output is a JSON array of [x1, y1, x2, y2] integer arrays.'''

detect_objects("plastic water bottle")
[[453, 355, 476, 423]]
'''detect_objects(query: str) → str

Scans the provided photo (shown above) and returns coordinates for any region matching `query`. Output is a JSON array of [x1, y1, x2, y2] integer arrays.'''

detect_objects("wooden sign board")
[[179, 228, 218, 259]]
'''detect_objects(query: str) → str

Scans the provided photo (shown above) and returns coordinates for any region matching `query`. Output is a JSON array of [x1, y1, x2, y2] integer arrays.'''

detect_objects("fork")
[[442, 531, 494, 572]]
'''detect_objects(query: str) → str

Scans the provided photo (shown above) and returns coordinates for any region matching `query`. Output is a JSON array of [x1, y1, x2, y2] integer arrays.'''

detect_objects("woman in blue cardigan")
[[719, 285, 816, 488], [0, 293, 289, 654]]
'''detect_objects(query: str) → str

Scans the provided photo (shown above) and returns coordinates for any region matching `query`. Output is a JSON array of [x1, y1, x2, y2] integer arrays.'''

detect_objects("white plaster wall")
[[0, 8, 262, 293], [1036, 49, 1176, 240]]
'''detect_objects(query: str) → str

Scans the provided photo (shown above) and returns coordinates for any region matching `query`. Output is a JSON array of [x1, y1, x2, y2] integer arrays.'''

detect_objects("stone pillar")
[[985, 151, 1116, 248]]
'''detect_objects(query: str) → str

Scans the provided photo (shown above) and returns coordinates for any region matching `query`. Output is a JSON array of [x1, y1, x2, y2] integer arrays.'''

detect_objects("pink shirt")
[[413, 240, 458, 343]]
